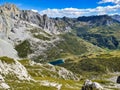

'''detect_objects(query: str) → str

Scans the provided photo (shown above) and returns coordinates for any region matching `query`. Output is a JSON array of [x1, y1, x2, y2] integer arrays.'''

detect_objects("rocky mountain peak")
[[0, 3, 20, 19]]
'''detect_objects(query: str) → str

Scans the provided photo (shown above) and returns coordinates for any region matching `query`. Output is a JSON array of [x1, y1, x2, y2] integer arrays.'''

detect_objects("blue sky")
[[0, 0, 120, 17], [0, 0, 101, 9]]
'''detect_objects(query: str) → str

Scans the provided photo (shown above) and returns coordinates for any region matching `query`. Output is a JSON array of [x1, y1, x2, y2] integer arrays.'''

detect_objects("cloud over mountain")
[[40, 3, 120, 17]]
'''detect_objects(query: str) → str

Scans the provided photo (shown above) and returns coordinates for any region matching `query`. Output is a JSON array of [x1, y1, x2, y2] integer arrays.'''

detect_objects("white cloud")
[[31, 9, 38, 13], [98, 0, 120, 4], [40, 8, 83, 17], [39, 5, 120, 17], [39, 0, 120, 17]]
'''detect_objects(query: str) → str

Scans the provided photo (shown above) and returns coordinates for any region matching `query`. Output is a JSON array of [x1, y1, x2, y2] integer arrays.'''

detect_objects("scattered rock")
[[117, 76, 120, 83], [82, 79, 103, 90], [0, 82, 10, 89], [41, 80, 62, 90], [0, 75, 10, 89], [92, 82, 103, 90]]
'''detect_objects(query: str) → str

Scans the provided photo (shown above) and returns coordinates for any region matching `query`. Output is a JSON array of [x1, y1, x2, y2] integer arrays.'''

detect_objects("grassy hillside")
[[4, 59, 83, 90], [0, 57, 83, 90], [60, 50, 120, 78], [15, 40, 33, 58], [76, 24, 120, 49], [33, 33, 103, 63]]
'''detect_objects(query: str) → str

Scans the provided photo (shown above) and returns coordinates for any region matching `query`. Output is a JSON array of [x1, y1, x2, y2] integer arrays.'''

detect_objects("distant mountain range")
[[112, 14, 120, 22]]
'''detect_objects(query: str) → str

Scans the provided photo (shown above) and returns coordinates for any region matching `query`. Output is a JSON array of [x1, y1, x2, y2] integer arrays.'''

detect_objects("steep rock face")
[[0, 3, 71, 41], [0, 13, 13, 39], [0, 4, 20, 39], [0, 4, 20, 18], [19, 11, 71, 34]]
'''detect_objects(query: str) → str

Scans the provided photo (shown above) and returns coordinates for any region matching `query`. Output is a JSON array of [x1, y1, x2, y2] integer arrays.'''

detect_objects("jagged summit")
[[0, 3, 18, 10], [0, 3, 19, 18]]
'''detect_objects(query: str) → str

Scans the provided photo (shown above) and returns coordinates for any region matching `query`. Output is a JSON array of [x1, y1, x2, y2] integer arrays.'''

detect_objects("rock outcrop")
[[0, 57, 32, 80], [43, 64, 79, 80], [41, 81, 62, 90], [82, 79, 103, 90]]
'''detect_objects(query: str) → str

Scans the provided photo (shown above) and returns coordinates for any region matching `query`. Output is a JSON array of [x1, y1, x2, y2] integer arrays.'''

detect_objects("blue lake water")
[[49, 59, 64, 65]]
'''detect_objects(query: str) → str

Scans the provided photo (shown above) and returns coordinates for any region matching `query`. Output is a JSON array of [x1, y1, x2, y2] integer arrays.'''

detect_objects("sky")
[[0, 0, 120, 17]]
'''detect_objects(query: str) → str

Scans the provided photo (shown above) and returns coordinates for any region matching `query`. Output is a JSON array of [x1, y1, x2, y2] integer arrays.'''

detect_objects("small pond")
[[49, 59, 64, 65]]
